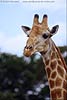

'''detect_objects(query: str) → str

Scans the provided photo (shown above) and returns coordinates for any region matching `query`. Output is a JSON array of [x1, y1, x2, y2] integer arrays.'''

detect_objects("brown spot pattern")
[[51, 52, 56, 59], [58, 59, 63, 66], [65, 74, 67, 80], [63, 91, 67, 100], [63, 80, 67, 90], [51, 71, 56, 79], [51, 89, 56, 99], [49, 79, 55, 88], [57, 65, 64, 77], [46, 68, 51, 78], [45, 59, 49, 65], [55, 77, 62, 86], [50, 60, 57, 70], [51, 89, 62, 99], [56, 89, 62, 98]]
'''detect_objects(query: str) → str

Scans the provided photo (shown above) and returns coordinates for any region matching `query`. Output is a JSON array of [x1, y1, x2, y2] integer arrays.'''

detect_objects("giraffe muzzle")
[[24, 46, 33, 57], [24, 49, 32, 57]]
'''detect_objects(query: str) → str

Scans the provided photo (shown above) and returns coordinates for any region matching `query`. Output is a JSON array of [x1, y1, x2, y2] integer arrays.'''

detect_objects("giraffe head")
[[21, 14, 59, 57]]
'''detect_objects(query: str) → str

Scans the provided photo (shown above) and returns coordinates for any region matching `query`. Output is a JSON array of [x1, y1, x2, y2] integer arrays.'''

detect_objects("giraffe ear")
[[21, 26, 31, 37], [49, 25, 59, 37]]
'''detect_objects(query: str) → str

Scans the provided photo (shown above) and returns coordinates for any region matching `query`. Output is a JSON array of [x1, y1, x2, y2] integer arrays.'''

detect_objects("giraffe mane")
[[53, 42, 67, 72]]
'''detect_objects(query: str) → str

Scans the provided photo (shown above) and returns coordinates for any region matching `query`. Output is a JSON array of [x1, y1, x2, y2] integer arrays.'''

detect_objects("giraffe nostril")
[[29, 46, 33, 49], [25, 45, 33, 49], [25, 46, 28, 49]]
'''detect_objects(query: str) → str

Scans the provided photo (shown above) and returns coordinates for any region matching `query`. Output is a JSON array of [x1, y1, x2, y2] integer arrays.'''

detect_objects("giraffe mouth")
[[24, 49, 33, 57]]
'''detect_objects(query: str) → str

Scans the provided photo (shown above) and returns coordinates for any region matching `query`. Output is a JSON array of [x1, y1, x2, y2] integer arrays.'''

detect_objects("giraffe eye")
[[42, 34, 48, 39]]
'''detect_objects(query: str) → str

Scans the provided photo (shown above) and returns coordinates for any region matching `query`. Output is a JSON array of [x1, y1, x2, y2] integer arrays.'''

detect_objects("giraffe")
[[21, 14, 67, 100]]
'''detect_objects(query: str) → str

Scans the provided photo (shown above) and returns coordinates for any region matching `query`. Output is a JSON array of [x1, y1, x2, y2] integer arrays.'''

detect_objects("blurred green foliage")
[[0, 46, 67, 100]]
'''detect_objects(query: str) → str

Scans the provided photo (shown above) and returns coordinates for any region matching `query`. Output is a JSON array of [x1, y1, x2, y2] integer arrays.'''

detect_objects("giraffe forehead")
[[31, 26, 41, 35], [31, 25, 47, 35]]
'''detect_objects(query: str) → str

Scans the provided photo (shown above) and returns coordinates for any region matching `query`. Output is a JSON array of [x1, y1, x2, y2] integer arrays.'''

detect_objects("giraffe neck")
[[41, 39, 67, 100]]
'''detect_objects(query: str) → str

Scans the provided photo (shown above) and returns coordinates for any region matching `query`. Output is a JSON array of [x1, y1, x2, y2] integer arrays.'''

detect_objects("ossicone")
[[33, 14, 39, 25]]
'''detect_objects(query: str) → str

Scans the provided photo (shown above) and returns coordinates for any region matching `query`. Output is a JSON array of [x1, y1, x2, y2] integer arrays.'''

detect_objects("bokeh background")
[[0, 0, 67, 100]]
